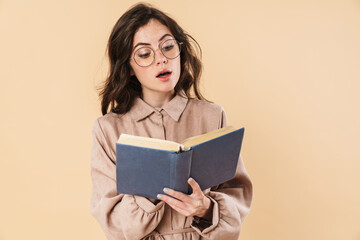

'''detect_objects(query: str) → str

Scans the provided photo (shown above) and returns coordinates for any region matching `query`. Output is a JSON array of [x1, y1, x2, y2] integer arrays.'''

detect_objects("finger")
[[166, 201, 192, 217], [163, 188, 192, 203], [157, 194, 187, 210], [163, 187, 206, 213], [188, 178, 203, 197]]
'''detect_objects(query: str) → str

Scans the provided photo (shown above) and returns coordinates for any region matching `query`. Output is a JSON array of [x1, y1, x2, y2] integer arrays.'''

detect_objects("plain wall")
[[1, 0, 359, 239]]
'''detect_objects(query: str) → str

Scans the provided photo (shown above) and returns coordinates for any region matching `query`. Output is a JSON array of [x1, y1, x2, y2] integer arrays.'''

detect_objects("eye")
[[162, 44, 174, 52], [138, 53, 150, 58], [136, 48, 152, 59]]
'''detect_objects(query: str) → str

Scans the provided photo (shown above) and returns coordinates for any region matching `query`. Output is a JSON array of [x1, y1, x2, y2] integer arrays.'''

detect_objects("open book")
[[116, 126, 244, 199]]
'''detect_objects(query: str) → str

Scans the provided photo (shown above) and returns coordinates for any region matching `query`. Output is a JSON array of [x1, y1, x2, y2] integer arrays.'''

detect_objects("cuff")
[[191, 193, 220, 234], [133, 195, 165, 213]]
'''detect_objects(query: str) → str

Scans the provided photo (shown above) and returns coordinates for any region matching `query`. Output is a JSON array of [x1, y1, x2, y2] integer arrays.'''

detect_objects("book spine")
[[169, 150, 193, 194]]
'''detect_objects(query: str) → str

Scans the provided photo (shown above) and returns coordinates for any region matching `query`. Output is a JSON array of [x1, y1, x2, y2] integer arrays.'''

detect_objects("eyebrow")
[[133, 33, 172, 50]]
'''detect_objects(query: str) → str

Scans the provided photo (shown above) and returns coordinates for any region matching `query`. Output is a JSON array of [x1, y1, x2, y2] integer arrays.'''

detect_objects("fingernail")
[[157, 194, 163, 199], [163, 188, 169, 193], [188, 178, 193, 182]]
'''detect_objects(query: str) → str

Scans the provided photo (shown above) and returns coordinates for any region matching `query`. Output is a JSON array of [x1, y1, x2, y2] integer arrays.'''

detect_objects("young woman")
[[91, 3, 253, 240]]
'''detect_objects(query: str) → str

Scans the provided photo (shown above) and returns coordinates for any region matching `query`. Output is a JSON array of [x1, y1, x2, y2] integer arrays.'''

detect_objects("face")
[[130, 19, 181, 98]]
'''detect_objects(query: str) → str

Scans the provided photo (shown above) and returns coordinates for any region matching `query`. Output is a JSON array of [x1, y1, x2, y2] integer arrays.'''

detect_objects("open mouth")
[[156, 71, 172, 78]]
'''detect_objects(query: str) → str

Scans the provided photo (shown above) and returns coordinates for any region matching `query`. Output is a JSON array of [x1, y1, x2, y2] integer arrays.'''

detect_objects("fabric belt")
[[143, 228, 196, 240]]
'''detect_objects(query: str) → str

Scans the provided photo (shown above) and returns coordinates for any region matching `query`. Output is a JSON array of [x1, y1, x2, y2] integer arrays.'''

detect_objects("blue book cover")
[[116, 127, 244, 199]]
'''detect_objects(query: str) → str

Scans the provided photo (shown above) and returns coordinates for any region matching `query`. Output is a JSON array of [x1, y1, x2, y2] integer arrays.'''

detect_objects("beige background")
[[1, 0, 360, 239]]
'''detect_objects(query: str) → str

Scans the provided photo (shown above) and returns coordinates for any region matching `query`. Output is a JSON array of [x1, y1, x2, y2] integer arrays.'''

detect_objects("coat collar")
[[129, 91, 188, 122]]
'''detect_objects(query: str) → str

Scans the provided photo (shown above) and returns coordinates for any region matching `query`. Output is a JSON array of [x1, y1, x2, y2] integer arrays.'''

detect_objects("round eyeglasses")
[[132, 39, 182, 67]]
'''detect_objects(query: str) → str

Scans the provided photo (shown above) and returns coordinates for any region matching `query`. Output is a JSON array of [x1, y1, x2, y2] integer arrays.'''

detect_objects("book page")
[[181, 126, 236, 148], [117, 134, 182, 152]]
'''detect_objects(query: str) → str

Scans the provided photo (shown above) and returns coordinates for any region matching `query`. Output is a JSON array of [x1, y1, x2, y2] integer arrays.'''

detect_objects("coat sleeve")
[[90, 119, 166, 240], [191, 108, 253, 239]]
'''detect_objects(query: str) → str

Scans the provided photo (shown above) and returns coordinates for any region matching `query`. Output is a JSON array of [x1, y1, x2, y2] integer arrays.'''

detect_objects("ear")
[[130, 69, 134, 76]]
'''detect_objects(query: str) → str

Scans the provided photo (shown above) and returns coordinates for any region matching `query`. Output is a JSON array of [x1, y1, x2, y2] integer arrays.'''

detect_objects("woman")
[[91, 3, 253, 240]]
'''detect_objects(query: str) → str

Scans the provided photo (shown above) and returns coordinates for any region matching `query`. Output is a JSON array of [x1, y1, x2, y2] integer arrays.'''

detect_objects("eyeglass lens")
[[134, 39, 181, 67]]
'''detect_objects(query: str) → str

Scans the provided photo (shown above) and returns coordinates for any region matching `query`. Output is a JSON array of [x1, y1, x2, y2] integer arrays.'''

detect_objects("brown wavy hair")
[[99, 3, 206, 115]]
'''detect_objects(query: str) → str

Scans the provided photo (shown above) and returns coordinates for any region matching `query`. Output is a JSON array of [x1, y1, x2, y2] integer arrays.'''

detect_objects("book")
[[116, 126, 245, 199]]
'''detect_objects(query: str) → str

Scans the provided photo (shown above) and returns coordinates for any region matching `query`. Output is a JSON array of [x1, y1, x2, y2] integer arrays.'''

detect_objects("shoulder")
[[92, 111, 127, 138], [187, 98, 225, 115], [95, 111, 124, 126], [185, 98, 227, 129], [92, 111, 123, 129]]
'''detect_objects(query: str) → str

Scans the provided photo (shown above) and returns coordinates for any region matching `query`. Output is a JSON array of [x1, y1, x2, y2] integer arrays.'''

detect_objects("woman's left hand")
[[157, 178, 213, 219]]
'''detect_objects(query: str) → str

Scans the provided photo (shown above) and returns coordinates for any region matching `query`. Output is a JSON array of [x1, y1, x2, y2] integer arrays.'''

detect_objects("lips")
[[156, 69, 172, 78]]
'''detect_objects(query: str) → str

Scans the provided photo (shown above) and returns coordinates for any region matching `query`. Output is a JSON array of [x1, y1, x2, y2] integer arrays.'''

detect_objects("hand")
[[157, 178, 213, 219]]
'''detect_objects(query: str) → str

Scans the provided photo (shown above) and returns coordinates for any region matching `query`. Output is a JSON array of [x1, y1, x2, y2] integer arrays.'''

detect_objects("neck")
[[141, 90, 175, 108]]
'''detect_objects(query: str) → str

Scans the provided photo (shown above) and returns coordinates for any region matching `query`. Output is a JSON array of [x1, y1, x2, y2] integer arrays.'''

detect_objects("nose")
[[154, 49, 168, 65]]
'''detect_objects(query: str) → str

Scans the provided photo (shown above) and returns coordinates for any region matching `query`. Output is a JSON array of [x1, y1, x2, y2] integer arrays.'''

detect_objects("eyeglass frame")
[[130, 39, 183, 67]]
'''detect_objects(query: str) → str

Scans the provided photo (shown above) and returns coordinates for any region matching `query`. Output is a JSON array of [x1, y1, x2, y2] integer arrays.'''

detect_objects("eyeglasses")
[[131, 39, 182, 67]]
